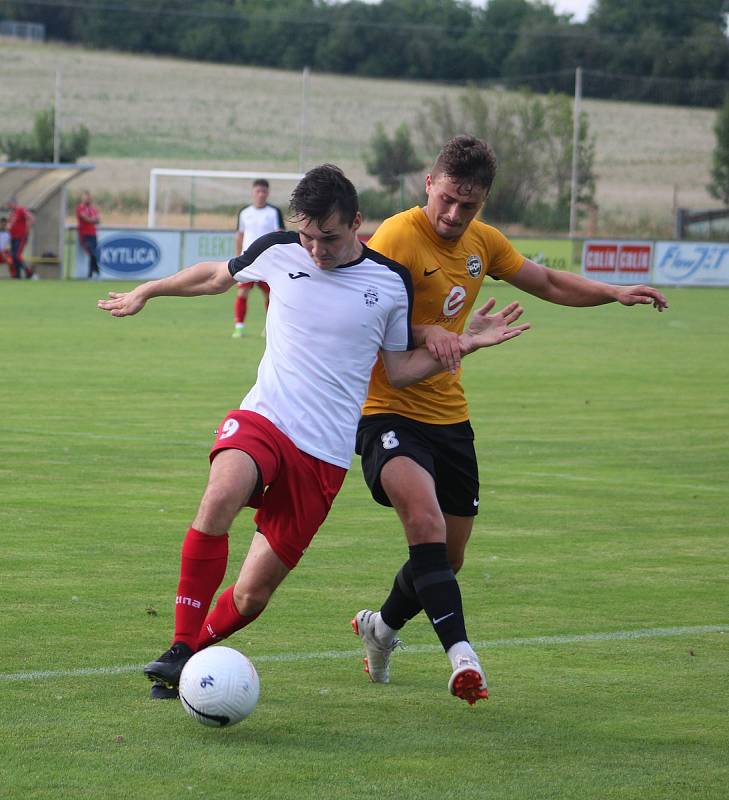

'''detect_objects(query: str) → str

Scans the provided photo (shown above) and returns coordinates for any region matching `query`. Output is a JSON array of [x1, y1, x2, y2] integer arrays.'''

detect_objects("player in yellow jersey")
[[352, 135, 668, 704]]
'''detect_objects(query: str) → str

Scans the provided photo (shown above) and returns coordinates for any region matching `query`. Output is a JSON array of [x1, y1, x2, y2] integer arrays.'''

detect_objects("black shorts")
[[355, 413, 479, 517]]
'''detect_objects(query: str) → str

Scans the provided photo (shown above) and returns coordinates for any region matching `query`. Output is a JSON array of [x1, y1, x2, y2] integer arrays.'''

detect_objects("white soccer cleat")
[[448, 656, 489, 705], [351, 609, 402, 684]]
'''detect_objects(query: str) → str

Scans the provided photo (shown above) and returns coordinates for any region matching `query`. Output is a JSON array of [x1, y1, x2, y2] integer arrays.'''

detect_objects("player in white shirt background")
[[97, 164, 530, 702], [233, 178, 284, 338]]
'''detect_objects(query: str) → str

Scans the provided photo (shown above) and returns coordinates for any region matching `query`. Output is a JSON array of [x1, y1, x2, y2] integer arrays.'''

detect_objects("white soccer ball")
[[178, 646, 260, 727]]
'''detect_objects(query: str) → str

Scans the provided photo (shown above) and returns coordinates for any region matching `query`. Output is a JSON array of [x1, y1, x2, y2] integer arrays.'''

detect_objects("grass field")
[[1, 281, 728, 799], [0, 38, 721, 235]]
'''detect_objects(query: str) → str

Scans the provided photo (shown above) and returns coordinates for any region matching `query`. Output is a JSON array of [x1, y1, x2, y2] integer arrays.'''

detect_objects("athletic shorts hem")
[[356, 413, 479, 517]]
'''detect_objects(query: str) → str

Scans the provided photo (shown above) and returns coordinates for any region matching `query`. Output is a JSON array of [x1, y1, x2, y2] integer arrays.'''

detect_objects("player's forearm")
[[543, 270, 619, 306], [138, 261, 233, 301], [385, 347, 447, 388]]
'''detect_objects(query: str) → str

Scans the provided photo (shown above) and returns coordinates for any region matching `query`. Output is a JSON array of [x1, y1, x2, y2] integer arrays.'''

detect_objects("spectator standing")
[[76, 191, 101, 279], [7, 199, 35, 279]]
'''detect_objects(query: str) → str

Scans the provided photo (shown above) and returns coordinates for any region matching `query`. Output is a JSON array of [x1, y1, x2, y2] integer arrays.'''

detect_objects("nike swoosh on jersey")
[[423, 267, 441, 277]]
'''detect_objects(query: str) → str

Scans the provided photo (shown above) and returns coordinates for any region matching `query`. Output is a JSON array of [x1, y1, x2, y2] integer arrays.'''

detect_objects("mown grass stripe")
[[2, 624, 724, 683]]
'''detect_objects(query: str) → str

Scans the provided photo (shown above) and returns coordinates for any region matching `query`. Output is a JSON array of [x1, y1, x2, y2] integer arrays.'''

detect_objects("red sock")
[[234, 295, 247, 324], [173, 527, 229, 649], [196, 584, 262, 650]]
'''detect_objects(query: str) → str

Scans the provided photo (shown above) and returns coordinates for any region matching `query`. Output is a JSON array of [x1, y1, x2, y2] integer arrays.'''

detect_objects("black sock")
[[380, 560, 423, 630], [408, 542, 468, 652]]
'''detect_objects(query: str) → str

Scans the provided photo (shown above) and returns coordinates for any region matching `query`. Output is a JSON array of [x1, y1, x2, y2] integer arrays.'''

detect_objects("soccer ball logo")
[[178, 646, 260, 727]]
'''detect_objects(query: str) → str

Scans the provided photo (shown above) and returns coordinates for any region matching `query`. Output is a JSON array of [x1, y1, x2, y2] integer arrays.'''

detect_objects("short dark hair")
[[0, 217, 6, 224], [252, 178, 269, 189], [289, 164, 359, 227], [431, 135, 497, 194]]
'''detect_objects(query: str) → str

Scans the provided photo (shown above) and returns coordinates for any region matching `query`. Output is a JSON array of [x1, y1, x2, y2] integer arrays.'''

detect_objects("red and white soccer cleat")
[[448, 656, 489, 705]]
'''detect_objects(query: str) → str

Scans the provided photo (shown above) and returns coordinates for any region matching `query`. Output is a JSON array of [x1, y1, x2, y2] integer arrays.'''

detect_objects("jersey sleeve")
[[237, 207, 246, 233], [381, 262, 415, 352], [485, 226, 525, 280], [274, 206, 284, 230], [368, 215, 414, 267], [228, 230, 294, 281]]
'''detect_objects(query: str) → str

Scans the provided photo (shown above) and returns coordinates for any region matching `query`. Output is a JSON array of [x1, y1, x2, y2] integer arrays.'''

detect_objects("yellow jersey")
[[362, 206, 524, 424]]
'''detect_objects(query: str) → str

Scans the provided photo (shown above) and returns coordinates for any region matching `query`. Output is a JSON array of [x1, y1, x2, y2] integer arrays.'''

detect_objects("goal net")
[[147, 168, 304, 229]]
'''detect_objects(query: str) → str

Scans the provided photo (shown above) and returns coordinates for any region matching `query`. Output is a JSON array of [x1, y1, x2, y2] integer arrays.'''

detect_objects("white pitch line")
[[1, 624, 725, 683]]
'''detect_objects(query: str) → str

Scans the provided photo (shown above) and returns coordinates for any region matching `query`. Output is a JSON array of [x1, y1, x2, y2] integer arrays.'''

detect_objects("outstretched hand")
[[459, 298, 530, 354], [616, 284, 668, 311], [97, 290, 147, 317]]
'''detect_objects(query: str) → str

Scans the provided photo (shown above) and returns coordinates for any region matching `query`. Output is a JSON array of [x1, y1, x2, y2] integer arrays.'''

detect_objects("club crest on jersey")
[[466, 255, 482, 277], [364, 287, 379, 307]]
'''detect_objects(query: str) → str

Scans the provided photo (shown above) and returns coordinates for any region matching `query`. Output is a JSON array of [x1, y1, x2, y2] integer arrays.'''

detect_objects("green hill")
[[0, 37, 721, 236]]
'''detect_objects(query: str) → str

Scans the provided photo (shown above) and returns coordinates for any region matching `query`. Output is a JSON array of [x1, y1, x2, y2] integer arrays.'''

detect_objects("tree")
[[709, 94, 729, 206], [588, 0, 728, 37], [1, 107, 90, 163], [3, 0, 727, 107], [415, 87, 595, 228], [475, 0, 536, 75], [583, 0, 729, 105], [366, 123, 424, 196], [542, 92, 596, 214]]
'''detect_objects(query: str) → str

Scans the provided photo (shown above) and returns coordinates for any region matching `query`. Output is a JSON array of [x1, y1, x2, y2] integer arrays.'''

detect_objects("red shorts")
[[237, 281, 270, 292], [210, 410, 346, 569]]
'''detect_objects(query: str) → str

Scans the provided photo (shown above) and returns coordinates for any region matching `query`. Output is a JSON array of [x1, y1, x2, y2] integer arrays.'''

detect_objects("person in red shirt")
[[76, 191, 101, 279], [7, 199, 35, 279]]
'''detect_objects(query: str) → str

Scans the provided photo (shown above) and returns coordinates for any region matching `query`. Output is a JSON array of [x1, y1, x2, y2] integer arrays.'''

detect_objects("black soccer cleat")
[[143, 642, 194, 688], [149, 680, 179, 700]]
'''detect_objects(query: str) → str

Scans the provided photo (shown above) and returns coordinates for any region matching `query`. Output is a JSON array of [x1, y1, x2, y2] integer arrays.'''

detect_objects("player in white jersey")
[[232, 179, 284, 338], [97, 165, 530, 701]]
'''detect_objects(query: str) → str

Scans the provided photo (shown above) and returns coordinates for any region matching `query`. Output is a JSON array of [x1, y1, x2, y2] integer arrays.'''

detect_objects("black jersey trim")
[[228, 230, 300, 277], [273, 205, 285, 229], [362, 245, 415, 351]]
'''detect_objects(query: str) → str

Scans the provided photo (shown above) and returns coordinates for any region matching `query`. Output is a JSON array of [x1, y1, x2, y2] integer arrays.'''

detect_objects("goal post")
[[147, 168, 304, 228]]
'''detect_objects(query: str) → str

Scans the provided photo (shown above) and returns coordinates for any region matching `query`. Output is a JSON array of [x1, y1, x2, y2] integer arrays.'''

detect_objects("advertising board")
[[74, 229, 181, 280], [582, 240, 653, 284], [653, 241, 729, 286]]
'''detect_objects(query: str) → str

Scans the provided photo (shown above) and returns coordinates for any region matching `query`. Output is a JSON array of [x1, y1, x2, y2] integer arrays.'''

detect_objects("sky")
[[469, 0, 594, 22], [547, 0, 593, 22], [354, 0, 595, 22]]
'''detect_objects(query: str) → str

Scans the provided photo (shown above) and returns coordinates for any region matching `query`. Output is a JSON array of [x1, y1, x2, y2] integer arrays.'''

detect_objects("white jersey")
[[0, 230, 9, 252], [229, 232, 414, 468], [237, 204, 284, 253]]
